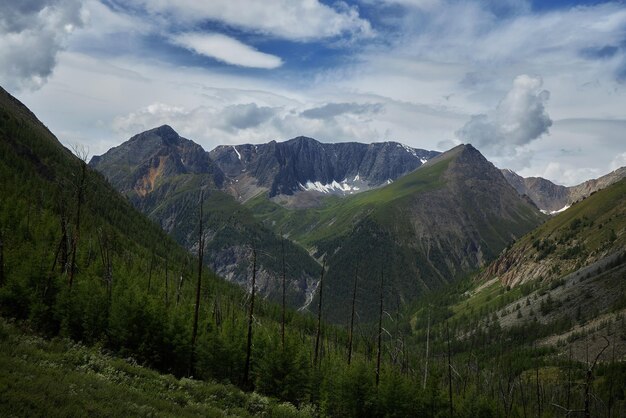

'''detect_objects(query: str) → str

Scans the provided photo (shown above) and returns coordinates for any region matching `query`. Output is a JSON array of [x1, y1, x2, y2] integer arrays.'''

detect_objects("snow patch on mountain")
[[232, 146, 242, 161], [540, 205, 571, 215], [299, 179, 360, 194]]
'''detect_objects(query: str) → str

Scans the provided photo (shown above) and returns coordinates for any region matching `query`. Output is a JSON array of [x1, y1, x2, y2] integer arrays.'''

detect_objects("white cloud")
[[540, 162, 602, 187], [611, 152, 626, 171], [124, 0, 372, 40], [456, 75, 552, 155], [0, 0, 86, 91], [171, 32, 283, 69]]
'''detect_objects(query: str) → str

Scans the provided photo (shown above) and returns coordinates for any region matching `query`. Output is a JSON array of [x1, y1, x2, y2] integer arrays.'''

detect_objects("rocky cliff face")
[[501, 167, 626, 213], [90, 125, 224, 199], [209, 136, 439, 200], [90, 126, 321, 307]]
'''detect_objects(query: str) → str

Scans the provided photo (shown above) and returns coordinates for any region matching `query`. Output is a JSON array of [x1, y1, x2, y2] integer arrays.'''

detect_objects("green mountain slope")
[[485, 177, 626, 286], [427, 178, 626, 367], [249, 144, 545, 322], [90, 127, 322, 308]]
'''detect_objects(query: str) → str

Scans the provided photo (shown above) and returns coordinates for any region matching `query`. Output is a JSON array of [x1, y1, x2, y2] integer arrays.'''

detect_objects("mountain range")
[[91, 125, 550, 321]]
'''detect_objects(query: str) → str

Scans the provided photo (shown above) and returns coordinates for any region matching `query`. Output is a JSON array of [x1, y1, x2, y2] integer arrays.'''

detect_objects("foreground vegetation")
[[0, 318, 312, 418]]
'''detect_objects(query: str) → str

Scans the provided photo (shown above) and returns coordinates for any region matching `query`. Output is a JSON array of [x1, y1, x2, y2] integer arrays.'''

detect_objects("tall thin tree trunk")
[[423, 309, 430, 389], [281, 234, 286, 350], [0, 231, 4, 287], [243, 248, 257, 387], [519, 376, 527, 418], [148, 249, 155, 292], [567, 345, 572, 413], [190, 192, 204, 376], [313, 257, 326, 368], [348, 264, 358, 365], [447, 321, 453, 418], [376, 270, 384, 387], [536, 364, 541, 418], [164, 256, 169, 306], [68, 161, 86, 289], [608, 333, 616, 418]]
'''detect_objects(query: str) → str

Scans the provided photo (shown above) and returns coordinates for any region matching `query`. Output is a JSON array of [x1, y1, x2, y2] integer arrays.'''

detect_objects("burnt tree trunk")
[[281, 235, 286, 350], [376, 270, 384, 387], [447, 321, 454, 418], [243, 248, 257, 387], [68, 161, 86, 289], [190, 192, 204, 376], [313, 257, 326, 368], [348, 264, 358, 365], [0, 231, 4, 287]]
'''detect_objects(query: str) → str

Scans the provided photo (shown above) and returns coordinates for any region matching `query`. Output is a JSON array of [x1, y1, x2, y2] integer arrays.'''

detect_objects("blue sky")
[[1, 0, 625, 185]]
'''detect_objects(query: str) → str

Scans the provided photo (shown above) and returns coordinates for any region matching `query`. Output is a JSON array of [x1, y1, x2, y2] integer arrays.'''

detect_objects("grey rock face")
[[209, 136, 440, 197], [501, 167, 626, 213], [90, 125, 225, 196]]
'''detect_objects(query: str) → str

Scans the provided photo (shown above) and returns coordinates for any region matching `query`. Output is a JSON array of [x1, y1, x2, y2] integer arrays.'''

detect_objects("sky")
[[1, 0, 626, 186]]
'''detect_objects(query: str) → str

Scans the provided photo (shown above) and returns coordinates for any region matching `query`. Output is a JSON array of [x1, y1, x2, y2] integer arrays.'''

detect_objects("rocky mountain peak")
[[90, 125, 224, 196]]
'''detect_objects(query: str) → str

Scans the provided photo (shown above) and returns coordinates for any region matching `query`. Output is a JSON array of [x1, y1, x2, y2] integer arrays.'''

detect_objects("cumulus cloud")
[[170, 33, 283, 69], [456, 75, 552, 155], [300, 102, 383, 119], [0, 0, 86, 91], [122, 0, 372, 41]]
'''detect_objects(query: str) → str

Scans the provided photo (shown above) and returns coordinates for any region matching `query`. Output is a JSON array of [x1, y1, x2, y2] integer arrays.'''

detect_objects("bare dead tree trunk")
[[608, 333, 616, 418], [313, 257, 326, 368], [567, 345, 572, 413], [164, 256, 169, 306], [376, 270, 384, 387], [213, 292, 222, 330], [243, 248, 257, 387], [176, 272, 183, 305], [0, 231, 4, 287], [447, 321, 454, 418], [536, 364, 541, 418], [148, 249, 155, 292], [348, 264, 358, 365], [68, 160, 87, 290], [97, 228, 112, 301], [585, 337, 610, 418], [423, 308, 431, 389], [190, 192, 204, 376], [281, 234, 286, 351], [519, 376, 528, 418]]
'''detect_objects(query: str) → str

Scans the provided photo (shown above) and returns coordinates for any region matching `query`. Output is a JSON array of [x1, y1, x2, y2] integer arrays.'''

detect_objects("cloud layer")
[[457, 75, 552, 155], [0, 0, 86, 90]]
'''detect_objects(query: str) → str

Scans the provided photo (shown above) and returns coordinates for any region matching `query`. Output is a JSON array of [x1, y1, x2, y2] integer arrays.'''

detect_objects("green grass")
[[0, 318, 313, 418]]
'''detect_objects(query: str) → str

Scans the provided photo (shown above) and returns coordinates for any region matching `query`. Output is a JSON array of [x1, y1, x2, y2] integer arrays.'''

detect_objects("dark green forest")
[[1, 87, 626, 417]]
